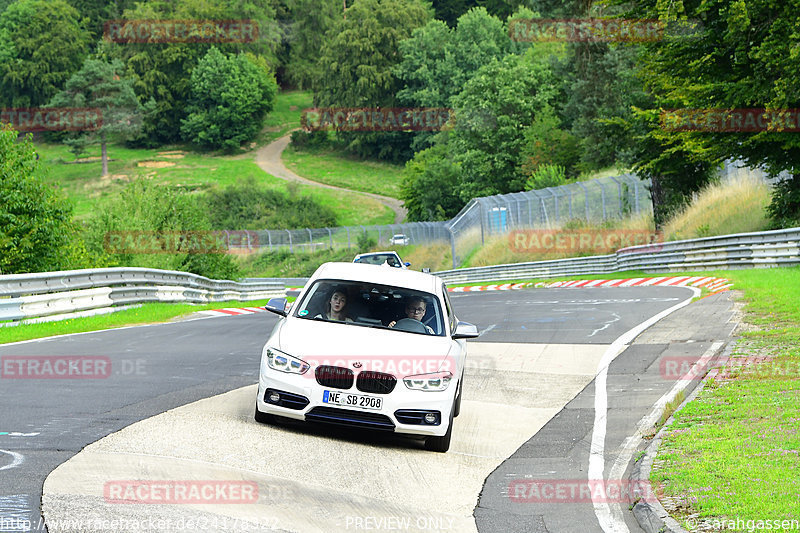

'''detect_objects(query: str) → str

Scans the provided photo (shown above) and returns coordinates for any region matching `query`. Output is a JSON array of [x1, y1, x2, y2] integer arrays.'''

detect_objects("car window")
[[354, 253, 401, 267], [293, 279, 444, 336]]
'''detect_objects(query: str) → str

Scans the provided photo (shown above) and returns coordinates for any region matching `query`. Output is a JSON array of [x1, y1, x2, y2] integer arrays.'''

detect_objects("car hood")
[[276, 318, 452, 355]]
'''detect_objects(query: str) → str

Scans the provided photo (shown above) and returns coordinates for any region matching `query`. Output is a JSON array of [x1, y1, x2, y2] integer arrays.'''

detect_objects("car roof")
[[309, 262, 441, 294]]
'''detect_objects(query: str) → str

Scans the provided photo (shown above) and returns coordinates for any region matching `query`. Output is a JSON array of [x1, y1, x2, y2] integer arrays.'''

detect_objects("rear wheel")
[[254, 404, 277, 425], [425, 398, 455, 452]]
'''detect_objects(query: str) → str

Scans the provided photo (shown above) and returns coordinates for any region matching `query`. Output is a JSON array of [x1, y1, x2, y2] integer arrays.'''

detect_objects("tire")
[[254, 404, 277, 425], [453, 373, 463, 418], [425, 398, 455, 453]]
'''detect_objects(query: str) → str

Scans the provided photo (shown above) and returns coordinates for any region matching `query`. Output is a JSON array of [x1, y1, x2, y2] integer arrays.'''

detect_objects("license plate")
[[323, 390, 382, 410]]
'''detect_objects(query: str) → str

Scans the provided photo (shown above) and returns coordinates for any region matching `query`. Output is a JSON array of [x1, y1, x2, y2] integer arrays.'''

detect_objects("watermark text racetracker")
[[1, 356, 145, 379], [508, 478, 658, 504], [301, 107, 453, 132], [1, 108, 102, 132], [1, 516, 280, 532], [510, 229, 662, 255], [509, 18, 702, 42], [104, 19, 258, 43], [661, 108, 800, 132]]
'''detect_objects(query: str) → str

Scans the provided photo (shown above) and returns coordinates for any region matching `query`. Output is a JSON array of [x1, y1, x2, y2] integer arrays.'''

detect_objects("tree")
[[48, 57, 154, 176], [284, 0, 339, 89], [612, 0, 800, 227], [181, 48, 278, 152], [0, 0, 91, 107], [397, 8, 510, 109], [432, 0, 520, 25], [448, 48, 558, 200], [111, 0, 280, 145], [400, 144, 463, 221], [313, 0, 433, 161], [0, 124, 75, 274], [395, 7, 510, 152]]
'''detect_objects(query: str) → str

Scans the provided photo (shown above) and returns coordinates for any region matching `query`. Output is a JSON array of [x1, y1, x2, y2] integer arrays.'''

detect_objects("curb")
[[629, 340, 734, 533], [538, 276, 731, 291], [197, 306, 265, 317], [446, 276, 731, 293]]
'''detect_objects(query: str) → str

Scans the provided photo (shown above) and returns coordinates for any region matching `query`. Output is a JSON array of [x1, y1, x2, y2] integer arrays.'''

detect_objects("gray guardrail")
[[0, 267, 285, 323], [2, 228, 798, 324], [433, 227, 800, 284]]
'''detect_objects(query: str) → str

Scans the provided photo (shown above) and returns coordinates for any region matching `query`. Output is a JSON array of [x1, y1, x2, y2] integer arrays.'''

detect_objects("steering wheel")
[[393, 318, 428, 334]]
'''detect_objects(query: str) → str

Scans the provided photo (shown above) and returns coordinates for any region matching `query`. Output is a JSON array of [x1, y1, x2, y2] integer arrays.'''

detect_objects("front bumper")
[[256, 370, 455, 437]]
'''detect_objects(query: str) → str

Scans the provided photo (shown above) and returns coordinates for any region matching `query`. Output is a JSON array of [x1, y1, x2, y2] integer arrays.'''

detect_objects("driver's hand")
[[388, 320, 397, 328]]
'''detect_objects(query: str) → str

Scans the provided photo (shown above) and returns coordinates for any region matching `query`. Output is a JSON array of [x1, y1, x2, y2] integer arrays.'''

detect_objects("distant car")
[[255, 262, 480, 452], [390, 234, 410, 246], [353, 251, 410, 269]]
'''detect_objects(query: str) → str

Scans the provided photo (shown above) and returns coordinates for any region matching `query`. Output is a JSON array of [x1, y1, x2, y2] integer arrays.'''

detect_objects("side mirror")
[[422, 267, 431, 273], [452, 321, 479, 339], [264, 297, 288, 317], [404, 262, 411, 267]]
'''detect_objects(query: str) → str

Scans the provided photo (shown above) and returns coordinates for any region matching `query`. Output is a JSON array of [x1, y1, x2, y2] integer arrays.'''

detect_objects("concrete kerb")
[[629, 341, 734, 533]]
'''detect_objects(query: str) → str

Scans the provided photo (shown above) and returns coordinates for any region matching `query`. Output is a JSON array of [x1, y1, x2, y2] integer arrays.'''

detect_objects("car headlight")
[[265, 348, 310, 374], [403, 371, 452, 391]]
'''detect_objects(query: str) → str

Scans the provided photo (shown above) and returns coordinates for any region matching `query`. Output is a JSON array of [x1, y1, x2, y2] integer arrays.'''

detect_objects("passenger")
[[388, 296, 434, 334], [315, 288, 353, 322]]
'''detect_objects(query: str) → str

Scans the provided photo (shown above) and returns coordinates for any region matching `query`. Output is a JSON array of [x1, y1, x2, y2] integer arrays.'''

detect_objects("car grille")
[[356, 371, 397, 394], [305, 407, 395, 431], [315, 365, 354, 389]]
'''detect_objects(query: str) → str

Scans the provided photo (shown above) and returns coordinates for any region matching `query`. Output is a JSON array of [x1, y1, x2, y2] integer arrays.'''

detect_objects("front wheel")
[[425, 399, 455, 452], [254, 404, 277, 425], [453, 371, 464, 418]]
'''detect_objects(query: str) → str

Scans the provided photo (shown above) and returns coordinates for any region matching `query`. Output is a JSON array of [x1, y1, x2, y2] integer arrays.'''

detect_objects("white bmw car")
[[255, 262, 479, 452]]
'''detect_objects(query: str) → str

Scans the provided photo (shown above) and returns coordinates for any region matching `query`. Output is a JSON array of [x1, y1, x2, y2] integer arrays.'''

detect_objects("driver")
[[388, 296, 434, 334]]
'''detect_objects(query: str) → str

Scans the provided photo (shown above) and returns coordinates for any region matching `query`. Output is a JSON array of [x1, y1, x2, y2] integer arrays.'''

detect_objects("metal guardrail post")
[[577, 181, 590, 220]]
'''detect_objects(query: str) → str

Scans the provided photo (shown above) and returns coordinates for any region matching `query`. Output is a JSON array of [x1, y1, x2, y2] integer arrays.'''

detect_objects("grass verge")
[[282, 144, 405, 199], [648, 267, 800, 527], [258, 90, 312, 143], [0, 299, 271, 345]]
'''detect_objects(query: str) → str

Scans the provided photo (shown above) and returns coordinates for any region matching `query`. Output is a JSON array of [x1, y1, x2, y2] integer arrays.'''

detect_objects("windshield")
[[292, 279, 445, 336], [354, 253, 401, 267]]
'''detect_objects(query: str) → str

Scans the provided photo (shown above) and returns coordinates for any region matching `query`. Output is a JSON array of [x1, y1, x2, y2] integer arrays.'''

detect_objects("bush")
[[204, 177, 337, 230], [290, 129, 329, 149], [0, 125, 75, 274], [83, 180, 240, 279], [767, 176, 800, 229], [526, 164, 567, 190], [181, 48, 278, 152]]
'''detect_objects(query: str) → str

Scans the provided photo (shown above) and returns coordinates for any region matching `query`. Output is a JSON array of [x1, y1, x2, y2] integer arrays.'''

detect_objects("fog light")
[[268, 391, 281, 403], [424, 413, 438, 424]]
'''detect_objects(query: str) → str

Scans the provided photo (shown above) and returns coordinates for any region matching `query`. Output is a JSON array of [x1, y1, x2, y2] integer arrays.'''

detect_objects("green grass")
[[282, 144, 405, 199], [34, 89, 394, 227], [648, 266, 800, 527], [258, 90, 313, 143], [0, 299, 272, 344]]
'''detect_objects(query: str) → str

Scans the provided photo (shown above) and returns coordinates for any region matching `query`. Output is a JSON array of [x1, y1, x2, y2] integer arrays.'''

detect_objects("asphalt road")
[[0, 287, 736, 533]]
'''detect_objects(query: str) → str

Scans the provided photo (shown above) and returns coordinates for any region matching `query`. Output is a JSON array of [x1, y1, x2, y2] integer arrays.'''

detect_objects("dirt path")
[[254, 134, 407, 224]]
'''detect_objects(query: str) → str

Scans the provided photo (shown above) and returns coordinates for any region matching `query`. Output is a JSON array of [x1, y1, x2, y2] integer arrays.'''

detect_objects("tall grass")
[[463, 213, 656, 267], [662, 173, 772, 240]]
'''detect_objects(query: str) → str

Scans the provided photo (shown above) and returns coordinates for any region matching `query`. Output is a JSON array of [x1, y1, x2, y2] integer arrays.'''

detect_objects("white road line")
[[0, 449, 24, 471], [589, 287, 700, 533], [604, 341, 724, 529]]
